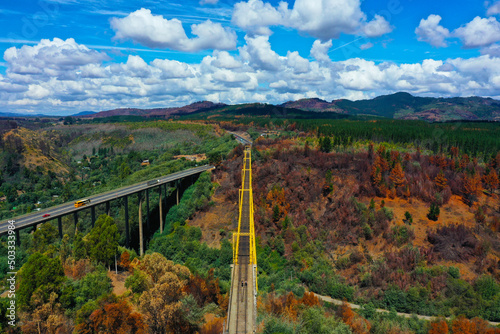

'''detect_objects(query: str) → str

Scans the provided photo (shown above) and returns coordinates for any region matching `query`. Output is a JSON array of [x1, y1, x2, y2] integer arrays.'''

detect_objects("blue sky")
[[1, 0, 500, 115]]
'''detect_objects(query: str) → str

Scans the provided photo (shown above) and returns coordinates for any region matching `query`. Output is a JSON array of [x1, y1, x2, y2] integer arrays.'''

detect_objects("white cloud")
[[415, 15, 450, 48], [200, 0, 219, 4], [232, 0, 287, 35], [360, 42, 374, 50], [26, 84, 50, 99], [111, 8, 237, 52], [208, 51, 243, 69], [362, 15, 393, 38], [286, 51, 310, 74], [481, 43, 500, 57], [487, 1, 500, 16], [287, 0, 366, 40], [239, 35, 283, 71], [3, 38, 108, 76], [231, 0, 392, 40], [152, 59, 195, 78], [454, 16, 500, 48], [310, 39, 332, 62], [4, 37, 500, 114]]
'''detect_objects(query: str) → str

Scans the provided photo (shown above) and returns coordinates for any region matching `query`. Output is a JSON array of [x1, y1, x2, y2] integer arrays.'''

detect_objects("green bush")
[[448, 266, 460, 279], [327, 281, 354, 301], [474, 275, 500, 300], [73, 267, 112, 307]]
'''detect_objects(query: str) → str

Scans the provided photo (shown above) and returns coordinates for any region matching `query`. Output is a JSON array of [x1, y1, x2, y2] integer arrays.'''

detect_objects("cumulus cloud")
[[232, 0, 392, 40], [239, 35, 283, 71], [362, 15, 393, 38], [4, 37, 500, 114], [111, 8, 237, 52], [487, 1, 500, 16], [481, 43, 500, 57], [310, 39, 332, 62], [232, 0, 287, 35], [454, 16, 500, 48], [3, 38, 108, 76], [415, 15, 450, 47]]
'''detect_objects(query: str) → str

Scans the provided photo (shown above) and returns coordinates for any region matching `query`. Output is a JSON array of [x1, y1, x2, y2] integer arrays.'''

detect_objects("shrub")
[[427, 202, 440, 221], [125, 269, 150, 294], [448, 266, 460, 279], [388, 225, 414, 246], [474, 275, 500, 301], [427, 224, 478, 262], [327, 281, 354, 301]]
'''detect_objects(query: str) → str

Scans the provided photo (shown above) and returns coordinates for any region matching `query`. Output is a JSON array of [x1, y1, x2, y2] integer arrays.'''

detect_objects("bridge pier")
[[106, 201, 110, 216], [73, 211, 78, 231], [159, 187, 163, 234], [91, 206, 96, 227], [176, 180, 179, 205], [58, 216, 62, 239], [124, 195, 130, 248], [15, 229, 20, 246], [138, 192, 144, 257], [146, 189, 150, 236]]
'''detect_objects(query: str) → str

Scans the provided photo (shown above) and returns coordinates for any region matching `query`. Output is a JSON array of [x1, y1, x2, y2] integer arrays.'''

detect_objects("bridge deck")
[[227, 148, 256, 334], [0, 165, 214, 234]]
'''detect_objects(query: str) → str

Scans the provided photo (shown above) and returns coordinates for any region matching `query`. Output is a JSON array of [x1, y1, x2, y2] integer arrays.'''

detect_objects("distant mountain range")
[[280, 92, 500, 121], [3, 92, 500, 121], [0, 112, 49, 118], [82, 101, 226, 118], [71, 110, 96, 116], [86, 92, 500, 122]]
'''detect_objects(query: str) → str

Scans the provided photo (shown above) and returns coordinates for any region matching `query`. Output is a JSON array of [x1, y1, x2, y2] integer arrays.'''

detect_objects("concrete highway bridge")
[[0, 165, 214, 255]]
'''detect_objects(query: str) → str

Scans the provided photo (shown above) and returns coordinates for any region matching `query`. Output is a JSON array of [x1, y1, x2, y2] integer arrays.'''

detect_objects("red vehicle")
[[42, 213, 50, 217]]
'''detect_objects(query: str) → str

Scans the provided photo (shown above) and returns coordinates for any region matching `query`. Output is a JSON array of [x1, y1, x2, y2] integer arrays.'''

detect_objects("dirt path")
[[313, 293, 500, 326]]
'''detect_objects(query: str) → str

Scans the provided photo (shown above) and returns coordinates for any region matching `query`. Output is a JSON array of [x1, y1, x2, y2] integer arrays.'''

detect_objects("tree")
[[319, 137, 332, 153], [427, 202, 440, 221], [73, 231, 87, 260], [403, 211, 413, 225], [77, 299, 146, 334], [434, 170, 448, 190], [60, 234, 71, 263], [138, 252, 190, 285], [125, 270, 150, 294], [74, 268, 112, 307], [87, 215, 119, 267], [337, 301, 371, 334], [463, 172, 482, 205], [451, 315, 474, 334], [31, 223, 59, 254], [428, 319, 449, 334], [119, 162, 131, 179], [139, 272, 185, 334], [20, 292, 68, 334], [390, 162, 405, 188], [18, 252, 66, 310], [119, 250, 131, 271], [483, 169, 499, 192], [63, 116, 74, 125]]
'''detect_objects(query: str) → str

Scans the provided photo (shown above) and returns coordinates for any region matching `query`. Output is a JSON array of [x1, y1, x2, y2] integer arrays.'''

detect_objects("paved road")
[[227, 131, 252, 146], [0, 165, 214, 234], [313, 293, 500, 326]]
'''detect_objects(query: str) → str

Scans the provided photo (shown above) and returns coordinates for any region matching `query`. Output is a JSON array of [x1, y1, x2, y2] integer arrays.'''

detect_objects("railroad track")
[[227, 147, 256, 334]]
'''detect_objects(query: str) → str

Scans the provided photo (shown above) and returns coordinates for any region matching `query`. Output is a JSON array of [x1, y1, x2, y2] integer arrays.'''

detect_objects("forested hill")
[[80, 92, 500, 122], [281, 92, 500, 121]]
